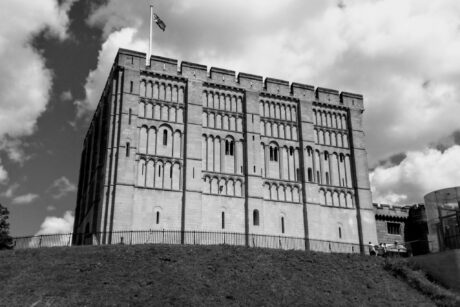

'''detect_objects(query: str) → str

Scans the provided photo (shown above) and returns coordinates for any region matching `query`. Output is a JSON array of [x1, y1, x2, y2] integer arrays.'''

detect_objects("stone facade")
[[373, 203, 408, 245], [73, 48, 377, 250]]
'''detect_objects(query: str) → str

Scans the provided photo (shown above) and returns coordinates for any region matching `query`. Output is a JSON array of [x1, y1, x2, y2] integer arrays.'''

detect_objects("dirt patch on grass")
[[0, 244, 443, 306]]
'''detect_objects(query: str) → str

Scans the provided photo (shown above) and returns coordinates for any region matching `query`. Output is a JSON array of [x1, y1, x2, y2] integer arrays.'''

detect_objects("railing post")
[[38, 235, 42, 248], [130, 231, 133, 245]]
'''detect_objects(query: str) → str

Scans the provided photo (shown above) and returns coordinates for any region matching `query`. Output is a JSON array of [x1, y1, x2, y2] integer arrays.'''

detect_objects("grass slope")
[[0, 244, 443, 306]]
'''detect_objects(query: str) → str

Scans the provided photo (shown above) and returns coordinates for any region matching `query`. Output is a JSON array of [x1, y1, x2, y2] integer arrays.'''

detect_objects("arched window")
[[156, 211, 160, 224], [281, 217, 285, 234], [307, 168, 313, 182], [253, 210, 259, 226], [269, 146, 279, 161], [163, 130, 168, 146], [221, 212, 225, 229], [225, 139, 234, 156]]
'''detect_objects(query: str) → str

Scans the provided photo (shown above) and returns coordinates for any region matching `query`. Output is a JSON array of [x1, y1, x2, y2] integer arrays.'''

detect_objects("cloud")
[[12, 193, 39, 205], [370, 146, 460, 205], [1, 183, 19, 197], [0, 162, 7, 184], [75, 27, 147, 116], [46, 205, 56, 212], [0, 0, 74, 177], [35, 210, 74, 235], [60, 90, 73, 102], [47, 176, 77, 199]]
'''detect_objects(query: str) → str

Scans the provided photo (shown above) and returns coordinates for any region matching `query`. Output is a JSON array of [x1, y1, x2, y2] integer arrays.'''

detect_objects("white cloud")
[[370, 146, 460, 204], [60, 90, 73, 102], [0, 0, 74, 177], [75, 27, 147, 116], [46, 205, 56, 212], [1, 183, 19, 197], [12, 193, 39, 205], [47, 176, 77, 199], [35, 210, 74, 235], [0, 162, 7, 184]]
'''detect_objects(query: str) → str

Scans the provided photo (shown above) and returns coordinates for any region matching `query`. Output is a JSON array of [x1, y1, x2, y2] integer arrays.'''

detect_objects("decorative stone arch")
[[173, 130, 182, 158], [211, 177, 219, 194], [285, 185, 293, 202], [153, 82, 159, 99], [332, 190, 339, 206], [319, 188, 326, 205], [138, 100, 146, 118], [235, 179, 242, 197], [146, 159, 155, 188], [203, 176, 210, 193], [218, 178, 226, 195], [227, 179, 235, 196], [318, 130, 324, 144], [266, 122, 272, 137], [331, 112, 337, 128], [270, 183, 278, 200], [339, 191, 346, 207], [137, 158, 146, 186], [272, 122, 279, 138], [157, 124, 173, 157], [139, 126, 148, 154], [286, 105, 292, 121], [231, 95, 237, 112], [326, 190, 332, 205], [278, 184, 286, 201], [140, 80, 146, 97], [146, 80, 153, 98], [346, 192, 354, 208], [154, 159, 164, 188], [263, 182, 270, 199]]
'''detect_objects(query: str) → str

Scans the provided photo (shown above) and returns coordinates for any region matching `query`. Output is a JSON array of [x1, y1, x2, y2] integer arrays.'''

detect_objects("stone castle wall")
[[73, 48, 377, 248]]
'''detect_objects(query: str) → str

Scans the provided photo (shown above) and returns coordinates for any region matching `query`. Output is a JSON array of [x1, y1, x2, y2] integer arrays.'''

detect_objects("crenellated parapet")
[[373, 203, 410, 221], [116, 48, 363, 109]]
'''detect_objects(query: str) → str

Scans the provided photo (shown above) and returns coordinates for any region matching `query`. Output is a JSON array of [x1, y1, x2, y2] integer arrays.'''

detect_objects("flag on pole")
[[154, 13, 166, 31]]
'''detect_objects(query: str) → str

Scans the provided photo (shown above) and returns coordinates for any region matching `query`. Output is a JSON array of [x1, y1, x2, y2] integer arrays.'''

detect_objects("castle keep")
[[73, 48, 377, 251]]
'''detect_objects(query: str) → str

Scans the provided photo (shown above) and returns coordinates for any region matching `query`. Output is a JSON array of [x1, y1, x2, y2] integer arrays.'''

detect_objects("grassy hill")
[[0, 244, 457, 306]]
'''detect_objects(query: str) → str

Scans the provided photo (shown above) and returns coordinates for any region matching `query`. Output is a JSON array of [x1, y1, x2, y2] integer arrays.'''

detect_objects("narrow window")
[[130, 81, 133, 93], [192, 167, 195, 178], [307, 168, 313, 182], [170, 167, 173, 178], [156, 211, 160, 224], [221, 212, 225, 229], [128, 108, 132, 125], [225, 140, 229, 155], [252, 135, 255, 141], [281, 217, 285, 234], [339, 227, 342, 239], [325, 152, 329, 161], [274, 148, 279, 162], [158, 165, 162, 177], [230, 141, 234, 156], [269, 147, 274, 161], [163, 130, 168, 146], [252, 114, 254, 123], [253, 165, 256, 173], [253, 210, 260, 226], [296, 168, 300, 181], [290, 147, 294, 156], [387, 222, 401, 235], [325, 172, 330, 185], [126, 142, 130, 157], [240, 166, 243, 173]]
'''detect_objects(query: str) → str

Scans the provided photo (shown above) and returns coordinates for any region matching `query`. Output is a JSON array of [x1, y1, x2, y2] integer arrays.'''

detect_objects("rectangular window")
[[128, 108, 132, 125], [130, 81, 133, 93], [126, 142, 130, 157], [221, 212, 225, 229], [387, 222, 401, 235]]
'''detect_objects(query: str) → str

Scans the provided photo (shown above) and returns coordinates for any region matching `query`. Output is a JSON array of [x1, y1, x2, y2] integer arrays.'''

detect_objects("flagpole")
[[147, 5, 153, 67]]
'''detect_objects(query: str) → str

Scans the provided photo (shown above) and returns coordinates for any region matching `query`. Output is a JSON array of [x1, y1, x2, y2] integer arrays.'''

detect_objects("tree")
[[0, 203, 13, 250]]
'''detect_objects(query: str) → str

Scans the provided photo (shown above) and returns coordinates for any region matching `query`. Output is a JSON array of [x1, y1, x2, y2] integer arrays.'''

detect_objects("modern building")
[[72, 48, 377, 252], [424, 187, 460, 252]]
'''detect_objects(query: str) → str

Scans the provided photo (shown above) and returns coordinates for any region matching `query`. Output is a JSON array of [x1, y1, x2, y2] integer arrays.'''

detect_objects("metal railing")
[[11, 230, 364, 254]]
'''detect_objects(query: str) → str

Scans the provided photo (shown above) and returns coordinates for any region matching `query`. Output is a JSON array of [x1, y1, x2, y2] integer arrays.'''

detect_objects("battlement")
[[116, 48, 363, 108], [373, 203, 410, 220]]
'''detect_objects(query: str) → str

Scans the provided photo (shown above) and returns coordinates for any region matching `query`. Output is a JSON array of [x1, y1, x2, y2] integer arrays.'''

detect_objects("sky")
[[1, 0, 460, 237]]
